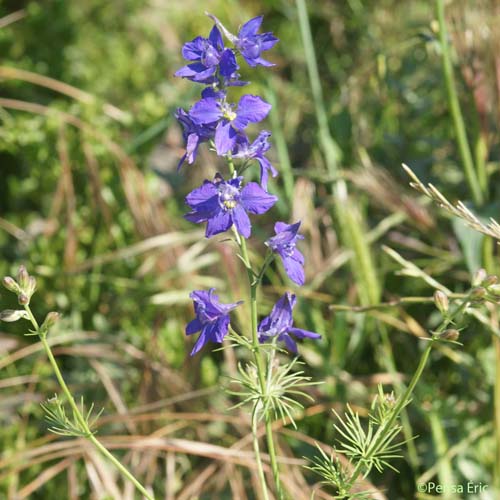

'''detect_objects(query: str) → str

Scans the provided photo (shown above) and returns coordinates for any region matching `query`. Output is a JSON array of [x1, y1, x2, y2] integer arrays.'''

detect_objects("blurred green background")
[[1, 0, 499, 498]]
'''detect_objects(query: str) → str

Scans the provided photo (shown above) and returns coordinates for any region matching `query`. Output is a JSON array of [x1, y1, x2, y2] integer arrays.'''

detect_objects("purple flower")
[[175, 26, 230, 83], [175, 108, 215, 168], [189, 94, 272, 155], [209, 14, 279, 67], [232, 131, 277, 189], [235, 16, 279, 67], [186, 288, 242, 355], [185, 173, 277, 238], [266, 222, 305, 285], [175, 24, 247, 87], [258, 292, 320, 353]]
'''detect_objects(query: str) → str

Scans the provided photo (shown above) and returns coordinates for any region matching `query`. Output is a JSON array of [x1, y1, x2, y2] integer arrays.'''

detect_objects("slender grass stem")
[[436, 0, 484, 206], [23, 304, 155, 500]]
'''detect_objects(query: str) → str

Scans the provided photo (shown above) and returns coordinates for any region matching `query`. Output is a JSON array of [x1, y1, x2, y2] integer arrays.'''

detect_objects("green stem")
[[346, 296, 470, 491], [239, 237, 284, 498], [24, 305, 155, 500], [252, 408, 270, 500], [227, 144, 283, 498], [346, 338, 435, 490], [436, 0, 484, 206]]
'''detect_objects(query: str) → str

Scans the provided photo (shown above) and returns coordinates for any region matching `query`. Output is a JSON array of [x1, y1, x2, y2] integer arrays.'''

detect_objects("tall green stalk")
[[227, 156, 284, 499], [436, 0, 484, 206], [23, 304, 155, 500], [437, 2, 500, 490], [295, 0, 419, 472]]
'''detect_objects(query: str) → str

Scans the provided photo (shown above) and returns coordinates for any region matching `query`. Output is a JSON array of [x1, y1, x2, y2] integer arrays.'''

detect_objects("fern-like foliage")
[[41, 394, 103, 437]]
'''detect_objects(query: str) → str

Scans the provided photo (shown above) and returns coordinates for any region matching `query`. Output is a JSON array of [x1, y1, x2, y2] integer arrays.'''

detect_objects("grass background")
[[0, 0, 498, 498]]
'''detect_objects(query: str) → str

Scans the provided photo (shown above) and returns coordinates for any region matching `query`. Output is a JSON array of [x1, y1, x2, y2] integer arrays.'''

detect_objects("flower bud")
[[17, 265, 29, 290], [441, 329, 460, 341], [433, 290, 449, 315], [18, 293, 29, 306], [384, 392, 396, 407], [2, 276, 20, 294], [470, 287, 486, 301], [472, 268, 487, 287], [0, 309, 28, 322], [488, 284, 500, 297], [42, 312, 60, 330], [482, 275, 498, 288], [26, 276, 37, 298]]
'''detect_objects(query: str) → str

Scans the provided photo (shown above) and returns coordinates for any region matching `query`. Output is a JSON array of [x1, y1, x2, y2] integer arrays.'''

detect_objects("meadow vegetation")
[[1, 1, 499, 498]]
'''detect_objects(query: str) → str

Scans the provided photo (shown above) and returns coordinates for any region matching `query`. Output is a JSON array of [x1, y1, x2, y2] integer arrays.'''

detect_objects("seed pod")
[[2, 276, 19, 294], [441, 329, 460, 341], [482, 275, 498, 288], [472, 268, 487, 287], [0, 309, 28, 322], [18, 293, 29, 306], [433, 290, 449, 314]]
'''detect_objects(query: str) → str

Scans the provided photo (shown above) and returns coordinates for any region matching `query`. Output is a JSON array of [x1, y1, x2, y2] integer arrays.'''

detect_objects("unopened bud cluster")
[[470, 268, 500, 304], [1, 266, 39, 324], [2, 265, 37, 305]]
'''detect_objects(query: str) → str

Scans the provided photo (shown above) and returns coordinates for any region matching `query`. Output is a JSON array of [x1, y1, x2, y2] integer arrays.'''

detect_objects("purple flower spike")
[[258, 292, 320, 353], [189, 94, 272, 155], [186, 288, 242, 355], [266, 222, 305, 285], [185, 173, 277, 238], [233, 130, 277, 189], [175, 108, 215, 168]]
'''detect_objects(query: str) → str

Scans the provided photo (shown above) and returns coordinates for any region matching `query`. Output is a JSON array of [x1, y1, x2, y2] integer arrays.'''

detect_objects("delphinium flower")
[[175, 26, 229, 84], [258, 292, 320, 353], [209, 15, 279, 67], [186, 288, 242, 355], [232, 130, 277, 189], [184, 173, 277, 238], [266, 221, 305, 285], [175, 14, 320, 497], [189, 94, 272, 154], [175, 108, 215, 168]]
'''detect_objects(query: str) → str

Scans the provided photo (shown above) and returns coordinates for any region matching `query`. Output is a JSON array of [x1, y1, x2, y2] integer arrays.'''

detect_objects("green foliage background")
[[0, 0, 498, 498]]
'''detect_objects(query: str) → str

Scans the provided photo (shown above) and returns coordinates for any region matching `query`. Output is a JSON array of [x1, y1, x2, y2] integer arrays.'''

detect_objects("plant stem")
[[239, 237, 284, 499], [436, 0, 484, 206], [24, 304, 155, 500], [252, 407, 270, 500], [346, 338, 436, 490], [346, 295, 470, 491], [227, 154, 283, 497]]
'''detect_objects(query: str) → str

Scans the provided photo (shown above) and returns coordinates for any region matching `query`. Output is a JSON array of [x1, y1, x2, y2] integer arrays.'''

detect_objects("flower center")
[[240, 38, 262, 59], [201, 43, 220, 67], [197, 302, 217, 323], [221, 102, 237, 122], [218, 183, 240, 211], [261, 321, 286, 339]]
